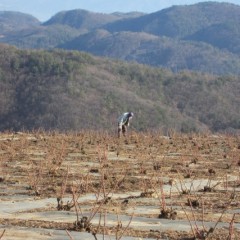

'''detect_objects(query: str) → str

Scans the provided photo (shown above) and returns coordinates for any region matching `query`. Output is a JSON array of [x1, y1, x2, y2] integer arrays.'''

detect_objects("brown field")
[[0, 131, 240, 240]]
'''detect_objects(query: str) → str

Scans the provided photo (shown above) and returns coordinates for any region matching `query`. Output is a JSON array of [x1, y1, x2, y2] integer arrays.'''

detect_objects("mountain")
[[185, 22, 240, 55], [104, 2, 240, 39], [0, 24, 80, 49], [0, 11, 40, 33], [0, 9, 144, 50], [60, 30, 240, 75], [0, 2, 240, 75], [68, 1, 240, 74], [43, 9, 144, 31], [0, 44, 239, 133]]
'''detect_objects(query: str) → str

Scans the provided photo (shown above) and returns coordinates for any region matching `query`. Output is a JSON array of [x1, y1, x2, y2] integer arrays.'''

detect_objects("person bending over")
[[117, 112, 134, 138]]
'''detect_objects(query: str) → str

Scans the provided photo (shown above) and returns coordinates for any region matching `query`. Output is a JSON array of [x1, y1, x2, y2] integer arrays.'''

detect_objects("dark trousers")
[[118, 124, 127, 138]]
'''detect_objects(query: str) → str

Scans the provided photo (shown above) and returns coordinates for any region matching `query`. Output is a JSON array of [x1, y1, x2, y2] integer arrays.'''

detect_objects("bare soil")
[[0, 131, 240, 239]]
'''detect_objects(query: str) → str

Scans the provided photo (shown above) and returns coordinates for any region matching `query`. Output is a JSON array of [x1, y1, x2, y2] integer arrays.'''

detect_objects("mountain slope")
[[0, 44, 239, 133], [0, 2, 240, 75], [0, 24, 80, 49], [60, 30, 240, 75], [43, 9, 145, 31], [185, 22, 240, 55], [104, 2, 240, 39], [0, 11, 40, 33]]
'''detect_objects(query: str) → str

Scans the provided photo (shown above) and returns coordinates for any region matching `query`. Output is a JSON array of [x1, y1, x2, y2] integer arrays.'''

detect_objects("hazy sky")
[[0, 0, 239, 21]]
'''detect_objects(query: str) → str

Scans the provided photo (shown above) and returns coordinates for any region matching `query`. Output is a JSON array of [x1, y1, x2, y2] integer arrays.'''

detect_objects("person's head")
[[128, 112, 134, 118]]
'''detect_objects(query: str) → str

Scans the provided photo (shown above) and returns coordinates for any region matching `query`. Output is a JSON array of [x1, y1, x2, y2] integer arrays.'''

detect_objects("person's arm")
[[125, 115, 133, 126]]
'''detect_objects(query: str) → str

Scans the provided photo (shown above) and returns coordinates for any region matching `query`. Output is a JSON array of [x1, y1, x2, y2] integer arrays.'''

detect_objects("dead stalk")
[[201, 199, 207, 233], [227, 213, 236, 240], [0, 229, 6, 240], [60, 165, 69, 199], [65, 229, 75, 240], [114, 209, 135, 240], [71, 185, 83, 222], [180, 203, 197, 239]]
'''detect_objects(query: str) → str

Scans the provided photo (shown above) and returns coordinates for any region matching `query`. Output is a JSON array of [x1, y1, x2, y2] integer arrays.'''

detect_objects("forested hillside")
[[0, 2, 240, 75], [0, 44, 239, 133], [0, 11, 40, 33]]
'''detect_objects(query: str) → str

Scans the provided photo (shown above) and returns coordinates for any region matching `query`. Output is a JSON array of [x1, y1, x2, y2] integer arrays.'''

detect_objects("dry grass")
[[0, 130, 240, 239]]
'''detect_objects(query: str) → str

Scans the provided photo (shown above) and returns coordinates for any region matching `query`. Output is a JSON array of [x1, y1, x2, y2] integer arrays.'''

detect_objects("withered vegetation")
[[0, 130, 240, 239]]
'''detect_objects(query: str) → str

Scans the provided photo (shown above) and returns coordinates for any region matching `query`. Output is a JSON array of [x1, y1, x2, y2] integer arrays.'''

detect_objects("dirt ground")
[[0, 130, 240, 240]]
